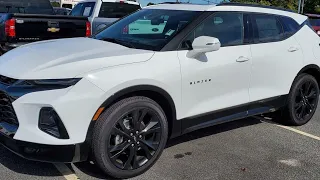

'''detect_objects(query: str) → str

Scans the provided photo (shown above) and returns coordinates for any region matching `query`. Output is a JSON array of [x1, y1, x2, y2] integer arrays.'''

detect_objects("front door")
[[178, 12, 252, 121]]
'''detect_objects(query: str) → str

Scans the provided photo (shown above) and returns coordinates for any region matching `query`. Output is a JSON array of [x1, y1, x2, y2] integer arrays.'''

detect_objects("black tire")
[[92, 96, 168, 179], [284, 74, 319, 126]]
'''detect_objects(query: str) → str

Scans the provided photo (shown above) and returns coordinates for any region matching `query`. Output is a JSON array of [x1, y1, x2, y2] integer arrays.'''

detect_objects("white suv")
[[0, 3, 319, 179]]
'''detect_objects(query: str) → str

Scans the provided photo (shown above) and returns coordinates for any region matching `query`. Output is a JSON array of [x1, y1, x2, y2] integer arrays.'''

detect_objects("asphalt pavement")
[[1, 106, 320, 180]]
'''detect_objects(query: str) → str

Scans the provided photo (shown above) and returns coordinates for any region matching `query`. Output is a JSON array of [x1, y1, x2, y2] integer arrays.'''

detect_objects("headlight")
[[21, 78, 81, 86]]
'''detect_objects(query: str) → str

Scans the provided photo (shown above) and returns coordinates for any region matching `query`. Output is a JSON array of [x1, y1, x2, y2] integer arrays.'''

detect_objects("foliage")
[[304, 0, 320, 13], [147, 2, 156, 6], [51, 2, 60, 7], [229, 0, 298, 12]]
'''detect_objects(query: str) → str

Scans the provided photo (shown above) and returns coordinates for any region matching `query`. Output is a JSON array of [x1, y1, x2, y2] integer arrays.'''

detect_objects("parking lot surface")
[[1, 106, 320, 180]]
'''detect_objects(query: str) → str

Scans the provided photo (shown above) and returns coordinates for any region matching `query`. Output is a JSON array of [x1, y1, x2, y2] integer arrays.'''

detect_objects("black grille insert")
[[0, 75, 18, 86], [0, 91, 18, 125]]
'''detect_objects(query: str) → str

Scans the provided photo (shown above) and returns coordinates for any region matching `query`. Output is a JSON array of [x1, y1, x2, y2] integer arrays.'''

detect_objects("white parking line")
[[53, 163, 79, 180], [254, 116, 320, 141]]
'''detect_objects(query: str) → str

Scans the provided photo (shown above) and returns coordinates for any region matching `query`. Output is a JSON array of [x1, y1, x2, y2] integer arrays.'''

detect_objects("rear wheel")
[[285, 74, 319, 125], [92, 96, 168, 179]]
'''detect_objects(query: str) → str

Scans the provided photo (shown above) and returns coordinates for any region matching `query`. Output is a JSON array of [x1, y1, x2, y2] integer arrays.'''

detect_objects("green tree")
[[229, 0, 298, 12], [147, 2, 156, 6], [304, 0, 320, 13], [51, 2, 60, 7]]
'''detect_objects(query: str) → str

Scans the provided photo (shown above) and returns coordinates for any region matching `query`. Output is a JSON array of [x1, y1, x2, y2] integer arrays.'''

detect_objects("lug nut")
[[136, 131, 139, 134], [131, 144, 134, 147], [130, 133, 134, 136], [128, 140, 131, 143], [137, 142, 140, 145], [139, 135, 142, 138]]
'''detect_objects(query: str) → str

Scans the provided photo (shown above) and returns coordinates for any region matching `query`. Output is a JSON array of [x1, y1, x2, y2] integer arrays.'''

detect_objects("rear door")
[[92, 2, 140, 34], [248, 14, 304, 104]]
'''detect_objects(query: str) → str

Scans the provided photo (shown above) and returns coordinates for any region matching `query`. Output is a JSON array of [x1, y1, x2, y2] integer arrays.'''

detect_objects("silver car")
[[70, 0, 141, 34]]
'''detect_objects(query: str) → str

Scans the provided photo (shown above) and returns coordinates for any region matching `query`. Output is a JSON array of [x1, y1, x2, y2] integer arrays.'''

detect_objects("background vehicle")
[[0, 3, 320, 180], [70, 0, 140, 34], [53, 7, 72, 15], [0, 0, 91, 54], [60, 0, 84, 9], [306, 14, 320, 35]]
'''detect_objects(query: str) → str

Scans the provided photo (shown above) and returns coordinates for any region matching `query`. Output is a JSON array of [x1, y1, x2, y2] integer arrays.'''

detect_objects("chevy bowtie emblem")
[[47, 27, 60, 33]]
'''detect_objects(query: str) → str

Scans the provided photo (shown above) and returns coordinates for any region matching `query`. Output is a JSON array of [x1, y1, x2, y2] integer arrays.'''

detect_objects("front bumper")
[[0, 78, 106, 162], [0, 124, 89, 163]]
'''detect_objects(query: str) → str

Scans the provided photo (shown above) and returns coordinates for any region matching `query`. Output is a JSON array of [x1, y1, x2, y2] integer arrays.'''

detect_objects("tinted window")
[[70, 2, 95, 17], [280, 16, 299, 37], [309, 18, 320, 26], [182, 12, 244, 48], [0, 0, 53, 14], [98, 3, 140, 18], [95, 9, 200, 51], [252, 14, 284, 43]]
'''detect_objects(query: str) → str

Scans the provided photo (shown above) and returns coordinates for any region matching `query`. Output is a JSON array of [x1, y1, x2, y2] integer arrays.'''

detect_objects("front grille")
[[0, 91, 18, 125], [0, 75, 18, 86]]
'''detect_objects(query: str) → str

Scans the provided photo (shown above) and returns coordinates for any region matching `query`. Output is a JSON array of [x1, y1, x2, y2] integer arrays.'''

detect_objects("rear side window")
[[252, 14, 284, 43], [70, 2, 95, 17], [280, 16, 299, 37], [98, 3, 140, 18]]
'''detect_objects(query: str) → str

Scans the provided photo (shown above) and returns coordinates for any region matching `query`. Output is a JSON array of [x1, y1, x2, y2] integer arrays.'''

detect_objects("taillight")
[[86, 21, 91, 37], [5, 19, 16, 37]]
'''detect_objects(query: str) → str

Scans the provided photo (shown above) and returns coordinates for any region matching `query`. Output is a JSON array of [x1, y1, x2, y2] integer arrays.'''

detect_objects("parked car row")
[[0, 2, 320, 179], [0, 0, 141, 54]]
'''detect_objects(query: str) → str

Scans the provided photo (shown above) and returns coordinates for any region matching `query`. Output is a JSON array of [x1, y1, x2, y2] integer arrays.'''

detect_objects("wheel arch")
[[296, 64, 320, 88], [85, 85, 180, 146]]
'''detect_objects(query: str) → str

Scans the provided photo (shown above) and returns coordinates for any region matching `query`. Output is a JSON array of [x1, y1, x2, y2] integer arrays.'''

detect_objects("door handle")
[[288, 47, 299, 52], [236, 56, 249, 62]]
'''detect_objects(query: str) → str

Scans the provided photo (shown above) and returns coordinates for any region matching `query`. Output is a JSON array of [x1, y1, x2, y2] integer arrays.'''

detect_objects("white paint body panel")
[[249, 36, 304, 102], [0, 5, 318, 145], [178, 45, 251, 118]]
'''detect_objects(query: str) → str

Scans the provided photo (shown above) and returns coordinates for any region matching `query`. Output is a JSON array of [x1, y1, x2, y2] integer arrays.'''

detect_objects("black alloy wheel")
[[285, 74, 319, 125], [108, 108, 162, 170], [92, 96, 168, 179], [294, 80, 318, 121]]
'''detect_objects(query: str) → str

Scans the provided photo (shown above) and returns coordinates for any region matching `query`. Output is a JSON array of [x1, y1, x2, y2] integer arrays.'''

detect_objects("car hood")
[[0, 38, 154, 79]]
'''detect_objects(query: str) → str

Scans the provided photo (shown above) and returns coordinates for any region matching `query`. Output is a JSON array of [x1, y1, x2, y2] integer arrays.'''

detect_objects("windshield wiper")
[[101, 38, 136, 49]]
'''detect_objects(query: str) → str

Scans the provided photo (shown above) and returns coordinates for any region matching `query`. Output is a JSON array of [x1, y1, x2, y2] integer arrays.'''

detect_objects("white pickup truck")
[[70, 0, 141, 34]]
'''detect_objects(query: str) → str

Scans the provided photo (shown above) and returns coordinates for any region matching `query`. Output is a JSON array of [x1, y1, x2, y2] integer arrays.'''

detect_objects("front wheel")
[[285, 74, 319, 126], [92, 96, 168, 179]]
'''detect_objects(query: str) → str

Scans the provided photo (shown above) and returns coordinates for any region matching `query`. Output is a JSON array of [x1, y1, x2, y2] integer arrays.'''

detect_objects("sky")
[[139, 0, 223, 7]]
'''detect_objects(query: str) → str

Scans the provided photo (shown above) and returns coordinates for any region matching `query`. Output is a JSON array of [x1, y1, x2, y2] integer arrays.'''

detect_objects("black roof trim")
[[217, 2, 295, 13]]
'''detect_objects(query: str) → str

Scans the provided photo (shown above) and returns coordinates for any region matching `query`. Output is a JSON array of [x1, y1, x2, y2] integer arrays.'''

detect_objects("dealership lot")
[[0, 105, 319, 180]]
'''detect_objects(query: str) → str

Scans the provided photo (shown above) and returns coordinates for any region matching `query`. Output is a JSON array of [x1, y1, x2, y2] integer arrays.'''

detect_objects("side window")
[[280, 16, 299, 37], [98, 3, 140, 18], [252, 14, 284, 43], [181, 12, 244, 49]]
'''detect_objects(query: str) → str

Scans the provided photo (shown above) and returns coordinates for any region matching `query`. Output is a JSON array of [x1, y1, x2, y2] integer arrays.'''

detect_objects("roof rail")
[[217, 2, 295, 13]]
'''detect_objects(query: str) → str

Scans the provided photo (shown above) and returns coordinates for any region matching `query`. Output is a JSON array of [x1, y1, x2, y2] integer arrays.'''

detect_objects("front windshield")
[[94, 9, 201, 51]]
